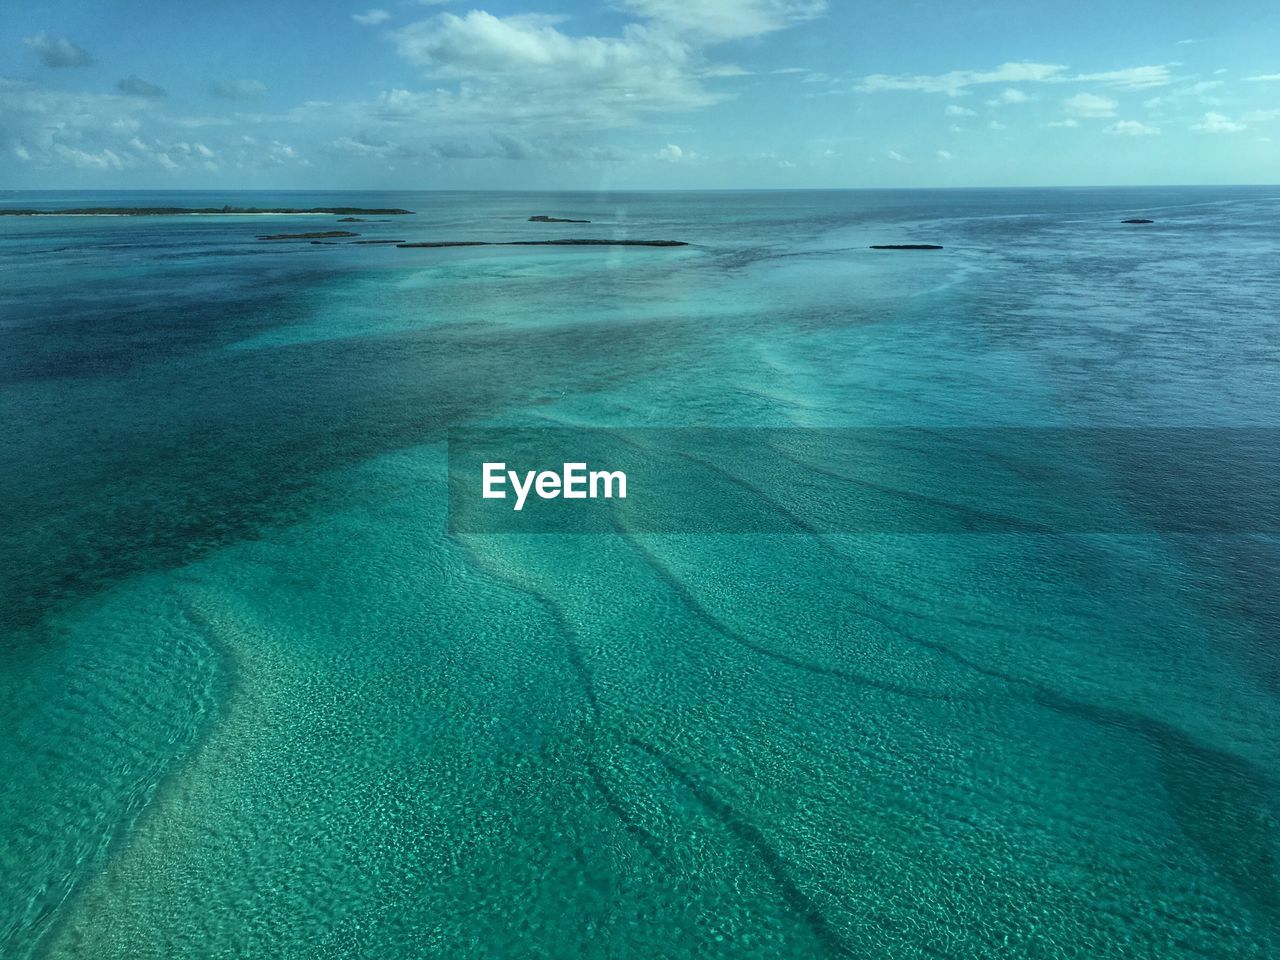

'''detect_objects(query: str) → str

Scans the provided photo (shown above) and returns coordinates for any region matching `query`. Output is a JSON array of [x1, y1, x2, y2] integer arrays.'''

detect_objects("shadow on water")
[[1035, 687, 1280, 928], [0, 295, 682, 641]]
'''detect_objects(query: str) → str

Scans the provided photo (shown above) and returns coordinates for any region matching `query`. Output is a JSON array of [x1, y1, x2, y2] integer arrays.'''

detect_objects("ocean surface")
[[1, 188, 1278, 958]]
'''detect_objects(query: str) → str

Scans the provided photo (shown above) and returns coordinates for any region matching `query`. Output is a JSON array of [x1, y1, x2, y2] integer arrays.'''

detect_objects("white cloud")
[[119, 138, 228, 171], [1045, 118, 1078, 128], [1071, 66, 1172, 89], [1064, 92, 1117, 117], [397, 13, 649, 79], [128, 140, 179, 170], [353, 9, 392, 26], [0, 78, 309, 177], [1192, 111, 1246, 133], [309, 3, 826, 154], [859, 61, 1065, 94], [936, 149, 953, 161], [988, 120, 1005, 130], [886, 149, 909, 162], [329, 130, 624, 163], [944, 104, 975, 117], [331, 132, 409, 159], [23, 34, 93, 68], [618, 0, 828, 41], [768, 65, 829, 82], [654, 143, 684, 161], [987, 88, 1029, 106], [391, 11, 725, 128], [858, 61, 1173, 95], [1104, 120, 1159, 136], [1245, 73, 1280, 82], [0, 80, 156, 158], [52, 145, 124, 169]]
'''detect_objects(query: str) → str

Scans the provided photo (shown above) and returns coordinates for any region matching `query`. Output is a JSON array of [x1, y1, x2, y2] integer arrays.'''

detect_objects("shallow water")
[[2, 188, 1278, 958]]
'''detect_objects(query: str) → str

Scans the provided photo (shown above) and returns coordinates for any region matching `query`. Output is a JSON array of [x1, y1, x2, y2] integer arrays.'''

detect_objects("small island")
[[259, 230, 361, 240], [529, 215, 592, 223], [0, 206, 413, 216], [870, 244, 944, 250], [1121, 218, 1155, 224], [310, 239, 408, 245]]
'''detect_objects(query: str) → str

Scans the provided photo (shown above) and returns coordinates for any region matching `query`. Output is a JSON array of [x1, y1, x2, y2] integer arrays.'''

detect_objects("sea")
[[1, 188, 1278, 958]]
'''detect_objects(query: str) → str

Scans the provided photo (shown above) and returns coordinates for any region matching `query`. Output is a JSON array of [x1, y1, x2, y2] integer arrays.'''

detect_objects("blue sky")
[[2, 1, 1279, 189]]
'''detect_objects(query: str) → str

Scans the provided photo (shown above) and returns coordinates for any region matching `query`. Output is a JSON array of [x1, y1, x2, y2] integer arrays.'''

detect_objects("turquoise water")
[[1, 189, 1278, 957]]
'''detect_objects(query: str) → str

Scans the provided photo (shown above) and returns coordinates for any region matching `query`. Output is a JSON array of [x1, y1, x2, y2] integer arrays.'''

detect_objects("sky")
[[2, 0, 1279, 189]]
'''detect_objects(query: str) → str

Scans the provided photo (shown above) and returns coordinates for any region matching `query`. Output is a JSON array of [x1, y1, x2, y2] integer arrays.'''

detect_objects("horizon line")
[[6, 183, 1280, 194]]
